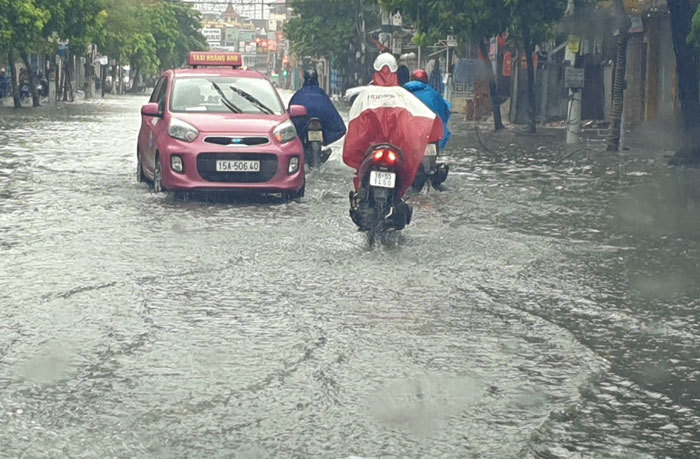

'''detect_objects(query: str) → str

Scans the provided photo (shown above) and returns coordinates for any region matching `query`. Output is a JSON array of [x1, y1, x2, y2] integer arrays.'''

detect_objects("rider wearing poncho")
[[404, 69, 452, 150], [342, 53, 443, 196], [288, 69, 346, 148]]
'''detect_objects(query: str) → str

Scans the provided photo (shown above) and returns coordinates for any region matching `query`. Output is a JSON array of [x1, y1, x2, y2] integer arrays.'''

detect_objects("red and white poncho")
[[342, 84, 443, 195]]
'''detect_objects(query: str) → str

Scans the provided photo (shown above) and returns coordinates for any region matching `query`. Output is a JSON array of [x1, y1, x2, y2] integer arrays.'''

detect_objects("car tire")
[[136, 148, 147, 183], [153, 155, 165, 193], [349, 94, 358, 105]]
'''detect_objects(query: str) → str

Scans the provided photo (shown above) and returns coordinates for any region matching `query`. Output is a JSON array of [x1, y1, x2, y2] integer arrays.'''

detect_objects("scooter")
[[38, 76, 49, 98], [349, 143, 413, 242], [411, 142, 449, 192], [19, 81, 31, 103], [304, 117, 331, 168]]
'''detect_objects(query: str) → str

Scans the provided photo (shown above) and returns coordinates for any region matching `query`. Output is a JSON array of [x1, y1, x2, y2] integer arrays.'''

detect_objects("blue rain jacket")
[[288, 81, 346, 146], [404, 80, 452, 149]]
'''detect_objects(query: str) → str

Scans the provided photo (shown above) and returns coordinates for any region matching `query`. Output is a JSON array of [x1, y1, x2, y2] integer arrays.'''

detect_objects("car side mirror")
[[141, 102, 162, 118], [288, 104, 308, 118]]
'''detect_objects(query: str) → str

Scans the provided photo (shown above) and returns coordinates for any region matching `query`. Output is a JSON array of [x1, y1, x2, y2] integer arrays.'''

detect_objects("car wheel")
[[153, 155, 165, 193], [136, 148, 147, 183]]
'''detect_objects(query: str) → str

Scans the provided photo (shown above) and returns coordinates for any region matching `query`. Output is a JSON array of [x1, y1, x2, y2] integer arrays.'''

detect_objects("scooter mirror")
[[288, 105, 308, 118]]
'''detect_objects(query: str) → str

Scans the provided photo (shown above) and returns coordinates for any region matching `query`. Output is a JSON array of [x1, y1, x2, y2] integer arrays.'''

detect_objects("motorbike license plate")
[[369, 171, 396, 189], [308, 130, 323, 142], [425, 144, 438, 156], [215, 160, 260, 172]]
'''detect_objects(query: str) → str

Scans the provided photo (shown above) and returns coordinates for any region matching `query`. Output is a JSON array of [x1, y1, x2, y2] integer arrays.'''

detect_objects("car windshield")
[[170, 76, 284, 115]]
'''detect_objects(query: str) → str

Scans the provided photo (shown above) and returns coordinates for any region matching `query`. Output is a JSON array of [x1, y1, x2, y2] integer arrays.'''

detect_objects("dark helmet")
[[303, 69, 318, 84], [412, 69, 429, 83]]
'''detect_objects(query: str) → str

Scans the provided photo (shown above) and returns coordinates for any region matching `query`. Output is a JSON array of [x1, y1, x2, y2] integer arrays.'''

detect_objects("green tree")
[[380, 0, 566, 133], [40, 0, 107, 100], [285, 0, 380, 85], [380, 0, 510, 130], [0, 0, 50, 107]]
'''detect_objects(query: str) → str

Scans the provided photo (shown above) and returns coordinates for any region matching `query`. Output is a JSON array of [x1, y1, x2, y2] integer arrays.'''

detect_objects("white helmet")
[[373, 53, 398, 73]]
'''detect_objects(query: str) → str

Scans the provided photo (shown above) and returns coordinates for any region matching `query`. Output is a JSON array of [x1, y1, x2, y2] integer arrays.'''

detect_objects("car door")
[[142, 76, 168, 176]]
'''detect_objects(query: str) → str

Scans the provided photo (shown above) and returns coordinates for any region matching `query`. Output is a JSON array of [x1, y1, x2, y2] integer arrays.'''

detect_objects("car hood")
[[171, 112, 288, 134]]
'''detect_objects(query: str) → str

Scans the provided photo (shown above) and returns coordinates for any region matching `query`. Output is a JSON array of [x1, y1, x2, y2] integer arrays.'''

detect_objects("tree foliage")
[[285, 0, 379, 62], [1, 0, 207, 76]]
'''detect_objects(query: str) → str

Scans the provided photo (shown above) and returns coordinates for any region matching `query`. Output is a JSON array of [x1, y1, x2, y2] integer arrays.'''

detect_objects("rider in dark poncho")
[[288, 69, 346, 160]]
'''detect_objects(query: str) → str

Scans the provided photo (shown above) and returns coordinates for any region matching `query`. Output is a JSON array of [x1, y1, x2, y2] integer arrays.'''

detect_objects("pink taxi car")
[[137, 52, 308, 199]]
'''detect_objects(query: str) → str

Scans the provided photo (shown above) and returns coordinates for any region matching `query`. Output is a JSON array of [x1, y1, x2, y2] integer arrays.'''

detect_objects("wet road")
[[1, 95, 699, 458]]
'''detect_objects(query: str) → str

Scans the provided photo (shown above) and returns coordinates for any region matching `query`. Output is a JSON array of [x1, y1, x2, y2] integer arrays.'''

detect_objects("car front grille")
[[204, 136, 269, 146], [197, 153, 278, 183]]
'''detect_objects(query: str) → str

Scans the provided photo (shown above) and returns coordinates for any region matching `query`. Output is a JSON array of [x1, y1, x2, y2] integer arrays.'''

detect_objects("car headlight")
[[168, 118, 199, 143], [273, 120, 297, 144]]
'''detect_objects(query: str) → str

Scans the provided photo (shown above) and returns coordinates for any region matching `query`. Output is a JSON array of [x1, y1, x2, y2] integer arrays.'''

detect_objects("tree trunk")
[[668, 0, 700, 164], [84, 54, 93, 99], [111, 61, 118, 95], [8, 50, 21, 108], [62, 54, 74, 102], [20, 51, 40, 107], [132, 67, 141, 92], [67, 55, 74, 102], [522, 24, 537, 133], [479, 39, 505, 131], [606, 0, 631, 152], [101, 65, 106, 98], [54, 55, 60, 102]]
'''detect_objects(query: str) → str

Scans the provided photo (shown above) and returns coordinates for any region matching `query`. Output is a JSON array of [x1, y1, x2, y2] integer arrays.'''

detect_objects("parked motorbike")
[[39, 76, 49, 98], [411, 142, 449, 192], [19, 81, 31, 103], [349, 143, 413, 242], [304, 117, 330, 168]]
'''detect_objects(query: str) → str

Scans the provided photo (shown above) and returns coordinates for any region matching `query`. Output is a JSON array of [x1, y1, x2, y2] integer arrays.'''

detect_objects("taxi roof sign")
[[188, 52, 243, 68]]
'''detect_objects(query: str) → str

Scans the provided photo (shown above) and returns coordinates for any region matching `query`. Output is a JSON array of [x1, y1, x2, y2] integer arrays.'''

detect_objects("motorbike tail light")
[[309, 119, 322, 130], [387, 150, 397, 163], [373, 149, 384, 160]]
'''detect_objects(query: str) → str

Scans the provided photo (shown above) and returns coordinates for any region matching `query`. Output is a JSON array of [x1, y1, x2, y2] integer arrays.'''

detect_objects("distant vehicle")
[[411, 142, 449, 192], [137, 52, 308, 200]]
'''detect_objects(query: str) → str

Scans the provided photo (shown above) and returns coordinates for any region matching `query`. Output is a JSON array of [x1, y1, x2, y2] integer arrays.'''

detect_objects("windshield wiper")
[[228, 85, 275, 115], [210, 81, 242, 113]]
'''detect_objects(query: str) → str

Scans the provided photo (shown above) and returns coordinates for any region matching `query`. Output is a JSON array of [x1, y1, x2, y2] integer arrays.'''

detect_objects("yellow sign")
[[567, 35, 581, 55]]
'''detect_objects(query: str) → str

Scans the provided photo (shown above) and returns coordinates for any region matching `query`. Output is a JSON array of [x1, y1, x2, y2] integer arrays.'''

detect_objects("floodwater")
[[0, 95, 699, 458]]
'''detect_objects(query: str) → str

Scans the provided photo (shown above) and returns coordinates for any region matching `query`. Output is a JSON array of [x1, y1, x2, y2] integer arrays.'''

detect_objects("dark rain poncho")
[[288, 81, 346, 146]]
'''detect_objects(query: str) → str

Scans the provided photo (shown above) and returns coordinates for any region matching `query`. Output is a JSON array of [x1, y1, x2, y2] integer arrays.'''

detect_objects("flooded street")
[[1, 95, 699, 457]]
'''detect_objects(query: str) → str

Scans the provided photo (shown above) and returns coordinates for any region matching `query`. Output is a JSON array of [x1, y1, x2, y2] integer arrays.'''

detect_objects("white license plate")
[[308, 130, 323, 142], [425, 144, 438, 156], [215, 160, 260, 172], [369, 170, 396, 189]]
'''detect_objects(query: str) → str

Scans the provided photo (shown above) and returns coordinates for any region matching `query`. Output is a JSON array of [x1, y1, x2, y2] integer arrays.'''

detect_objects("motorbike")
[[39, 76, 49, 98], [349, 143, 413, 242], [304, 117, 330, 168], [411, 142, 449, 192], [19, 81, 31, 103]]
